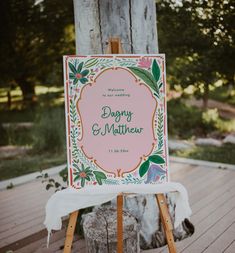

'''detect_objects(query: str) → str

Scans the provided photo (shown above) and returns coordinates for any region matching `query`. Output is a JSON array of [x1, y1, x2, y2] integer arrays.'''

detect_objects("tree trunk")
[[83, 206, 140, 253], [73, 0, 158, 54], [202, 83, 209, 109], [17, 78, 36, 104], [73, 0, 194, 250]]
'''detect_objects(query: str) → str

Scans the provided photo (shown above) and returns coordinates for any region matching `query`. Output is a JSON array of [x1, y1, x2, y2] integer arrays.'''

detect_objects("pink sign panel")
[[63, 55, 169, 189]]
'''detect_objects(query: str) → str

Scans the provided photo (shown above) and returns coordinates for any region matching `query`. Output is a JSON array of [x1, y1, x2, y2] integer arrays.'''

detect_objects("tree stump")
[[82, 206, 140, 253]]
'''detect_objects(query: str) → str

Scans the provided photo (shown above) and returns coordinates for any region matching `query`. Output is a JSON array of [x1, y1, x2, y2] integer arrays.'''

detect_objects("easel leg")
[[156, 194, 177, 253], [63, 211, 79, 253], [117, 194, 123, 253]]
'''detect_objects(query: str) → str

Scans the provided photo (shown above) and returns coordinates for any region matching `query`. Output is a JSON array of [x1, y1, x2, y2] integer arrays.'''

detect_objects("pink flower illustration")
[[138, 57, 152, 69]]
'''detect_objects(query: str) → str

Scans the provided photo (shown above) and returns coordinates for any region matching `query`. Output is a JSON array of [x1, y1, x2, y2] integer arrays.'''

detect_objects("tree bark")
[[83, 206, 140, 253], [73, 0, 158, 54]]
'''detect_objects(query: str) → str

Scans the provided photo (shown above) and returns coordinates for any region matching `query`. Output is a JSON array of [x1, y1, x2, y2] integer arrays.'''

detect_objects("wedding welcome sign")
[[63, 55, 169, 189]]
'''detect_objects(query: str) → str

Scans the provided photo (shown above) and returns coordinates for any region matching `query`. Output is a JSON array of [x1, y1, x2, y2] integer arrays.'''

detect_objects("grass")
[[171, 144, 235, 165], [0, 152, 66, 180]]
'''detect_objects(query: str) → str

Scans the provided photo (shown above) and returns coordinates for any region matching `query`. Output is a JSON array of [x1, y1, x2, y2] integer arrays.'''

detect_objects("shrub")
[[167, 98, 203, 138], [202, 108, 219, 131], [33, 107, 66, 153]]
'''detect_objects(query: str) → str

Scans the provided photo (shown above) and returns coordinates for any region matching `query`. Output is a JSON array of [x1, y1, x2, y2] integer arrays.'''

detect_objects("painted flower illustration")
[[69, 61, 89, 85], [73, 163, 93, 187], [138, 57, 152, 69], [145, 163, 166, 183]]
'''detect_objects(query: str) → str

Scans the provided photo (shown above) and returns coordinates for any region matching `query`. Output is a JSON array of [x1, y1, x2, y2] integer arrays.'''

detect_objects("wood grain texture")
[[83, 206, 140, 253], [99, 0, 131, 53], [73, 0, 158, 54], [73, 0, 102, 54], [63, 211, 79, 253], [131, 0, 158, 53]]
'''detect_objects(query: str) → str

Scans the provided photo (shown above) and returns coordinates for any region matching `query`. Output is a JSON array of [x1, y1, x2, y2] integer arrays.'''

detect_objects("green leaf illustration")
[[80, 78, 88, 84], [77, 62, 84, 72], [149, 155, 165, 164], [128, 67, 157, 92], [93, 171, 107, 185], [152, 59, 161, 83], [84, 58, 99, 68], [69, 62, 77, 74], [69, 73, 75, 79], [81, 69, 89, 76], [139, 160, 150, 177]]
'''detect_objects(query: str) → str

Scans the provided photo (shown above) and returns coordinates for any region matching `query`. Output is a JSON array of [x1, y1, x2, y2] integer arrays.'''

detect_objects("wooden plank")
[[0, 196, 50, 221], [203, 221, 235, 253], [0, 211, 45, 234], [191, 173, 235, 214], [13, 230, 66, 253], [0, 223, 45, 248], [0, 206, 46, 228], [159, 192, 235, 253], [188, 169, 233, 203], [184, 207, 235, 252], [224, 240, 235, 253], [131, 0, 158, 53], [0, 217, 45, 247]]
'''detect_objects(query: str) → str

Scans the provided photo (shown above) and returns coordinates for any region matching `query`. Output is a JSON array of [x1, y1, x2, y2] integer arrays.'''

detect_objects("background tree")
[[157, 0, 235, 108], [0, 0, 75, 103]]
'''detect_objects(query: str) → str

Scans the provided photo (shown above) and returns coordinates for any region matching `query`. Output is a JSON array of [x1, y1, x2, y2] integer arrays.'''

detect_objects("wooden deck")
[[0, 160, 235, 253]]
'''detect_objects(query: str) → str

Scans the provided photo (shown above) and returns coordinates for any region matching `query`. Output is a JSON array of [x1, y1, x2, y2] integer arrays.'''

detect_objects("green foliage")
[[0, 153, 66, 180], [171, 144, 235, 165], [168, 98, 203, 138], [0, 0, 75, 101], [6, 182, 14, 190], [32, 107, 66, 153], [209, 85, 235, 106], [202, 109, 219, 131], [157, 0, 235, 106], [0, 124, 33, 146], [168, 98, 235, 138]]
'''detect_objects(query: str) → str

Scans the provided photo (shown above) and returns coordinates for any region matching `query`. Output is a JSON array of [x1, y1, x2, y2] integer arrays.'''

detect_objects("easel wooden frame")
[[63, 38, 177, 253]]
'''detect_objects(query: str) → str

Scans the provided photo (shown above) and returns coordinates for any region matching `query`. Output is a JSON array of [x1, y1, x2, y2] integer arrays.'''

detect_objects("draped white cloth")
[[44, 182, 191, 236]]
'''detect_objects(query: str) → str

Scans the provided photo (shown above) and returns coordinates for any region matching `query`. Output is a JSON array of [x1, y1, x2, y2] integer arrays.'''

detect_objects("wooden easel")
[[63, 38, 176, 253]]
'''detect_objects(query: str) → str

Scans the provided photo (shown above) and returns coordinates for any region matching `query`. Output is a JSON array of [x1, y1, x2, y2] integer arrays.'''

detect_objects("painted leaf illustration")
[[139, 160, 150, 177], [69, 62, 76, 74], [128, 67, 157, 92], [84, 58, 99, 68], [93, 171, 107, 185], [149, 155, 165, 164], [77, 62, 84, 72], [152, 59, 161, 82]]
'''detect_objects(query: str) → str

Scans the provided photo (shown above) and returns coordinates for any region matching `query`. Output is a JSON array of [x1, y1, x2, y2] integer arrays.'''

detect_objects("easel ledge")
[[63, 38, 177, 253]]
